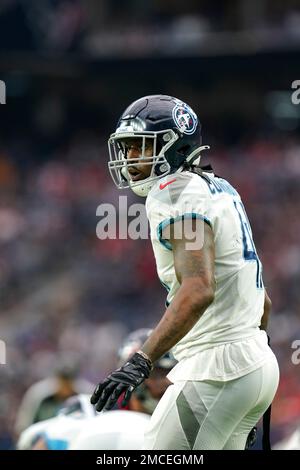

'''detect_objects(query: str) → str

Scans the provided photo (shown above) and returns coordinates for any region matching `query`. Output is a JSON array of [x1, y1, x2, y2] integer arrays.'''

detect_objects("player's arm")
[[141, 218, 215, 362], [260, 289, 272, 332], [91, 219, 215, 411]]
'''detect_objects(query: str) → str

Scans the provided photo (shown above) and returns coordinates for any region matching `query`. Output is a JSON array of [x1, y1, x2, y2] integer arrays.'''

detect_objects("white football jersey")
[[17, 394, 96, 450], [17, 415, 86, 450], [69, 410, 150, 450], [146, 170, 274, 381]]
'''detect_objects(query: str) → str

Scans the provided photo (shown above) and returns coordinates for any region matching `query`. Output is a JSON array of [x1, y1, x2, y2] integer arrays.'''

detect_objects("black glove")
[[91, 352, 152, 412]]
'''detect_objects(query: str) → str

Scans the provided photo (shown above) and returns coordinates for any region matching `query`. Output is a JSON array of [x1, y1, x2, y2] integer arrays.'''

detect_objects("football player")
[[91, 95, 279, 450], [17, 394, 97, 450]]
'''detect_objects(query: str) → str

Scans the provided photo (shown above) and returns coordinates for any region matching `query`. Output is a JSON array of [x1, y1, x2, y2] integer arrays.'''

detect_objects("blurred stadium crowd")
[[0, 0, 300, 451], [1, 0, 300, 56]]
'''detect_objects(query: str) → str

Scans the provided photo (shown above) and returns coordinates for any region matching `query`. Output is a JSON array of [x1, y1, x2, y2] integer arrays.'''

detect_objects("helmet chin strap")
[[120, 165, 152, 195], [129, 179, 157, 197], [123, 160, 162, 197], [127, 156, 171, 197]]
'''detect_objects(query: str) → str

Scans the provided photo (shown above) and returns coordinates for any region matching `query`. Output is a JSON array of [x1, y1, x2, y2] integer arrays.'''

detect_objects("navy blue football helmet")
[[108, 95, 207, 196], [117, 328, 177, 414]]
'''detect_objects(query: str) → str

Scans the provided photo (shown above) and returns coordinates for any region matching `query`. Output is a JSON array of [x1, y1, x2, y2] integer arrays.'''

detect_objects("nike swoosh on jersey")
[[159, 178, 177, 190]]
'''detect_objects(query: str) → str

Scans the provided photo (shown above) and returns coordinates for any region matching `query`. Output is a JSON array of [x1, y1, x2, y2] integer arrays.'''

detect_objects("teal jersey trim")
[[156, 213, 212, 251]]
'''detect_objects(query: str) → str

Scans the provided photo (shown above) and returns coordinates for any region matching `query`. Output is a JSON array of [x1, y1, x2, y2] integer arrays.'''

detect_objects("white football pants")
[[144, 355, 279, 450]]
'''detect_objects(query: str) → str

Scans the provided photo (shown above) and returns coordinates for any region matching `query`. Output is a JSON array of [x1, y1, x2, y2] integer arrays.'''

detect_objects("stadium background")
[[0, 0, 300, 449]]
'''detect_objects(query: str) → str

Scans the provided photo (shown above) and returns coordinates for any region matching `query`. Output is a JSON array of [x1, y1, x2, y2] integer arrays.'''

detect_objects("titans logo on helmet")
[[172, 103, 198, 135]]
